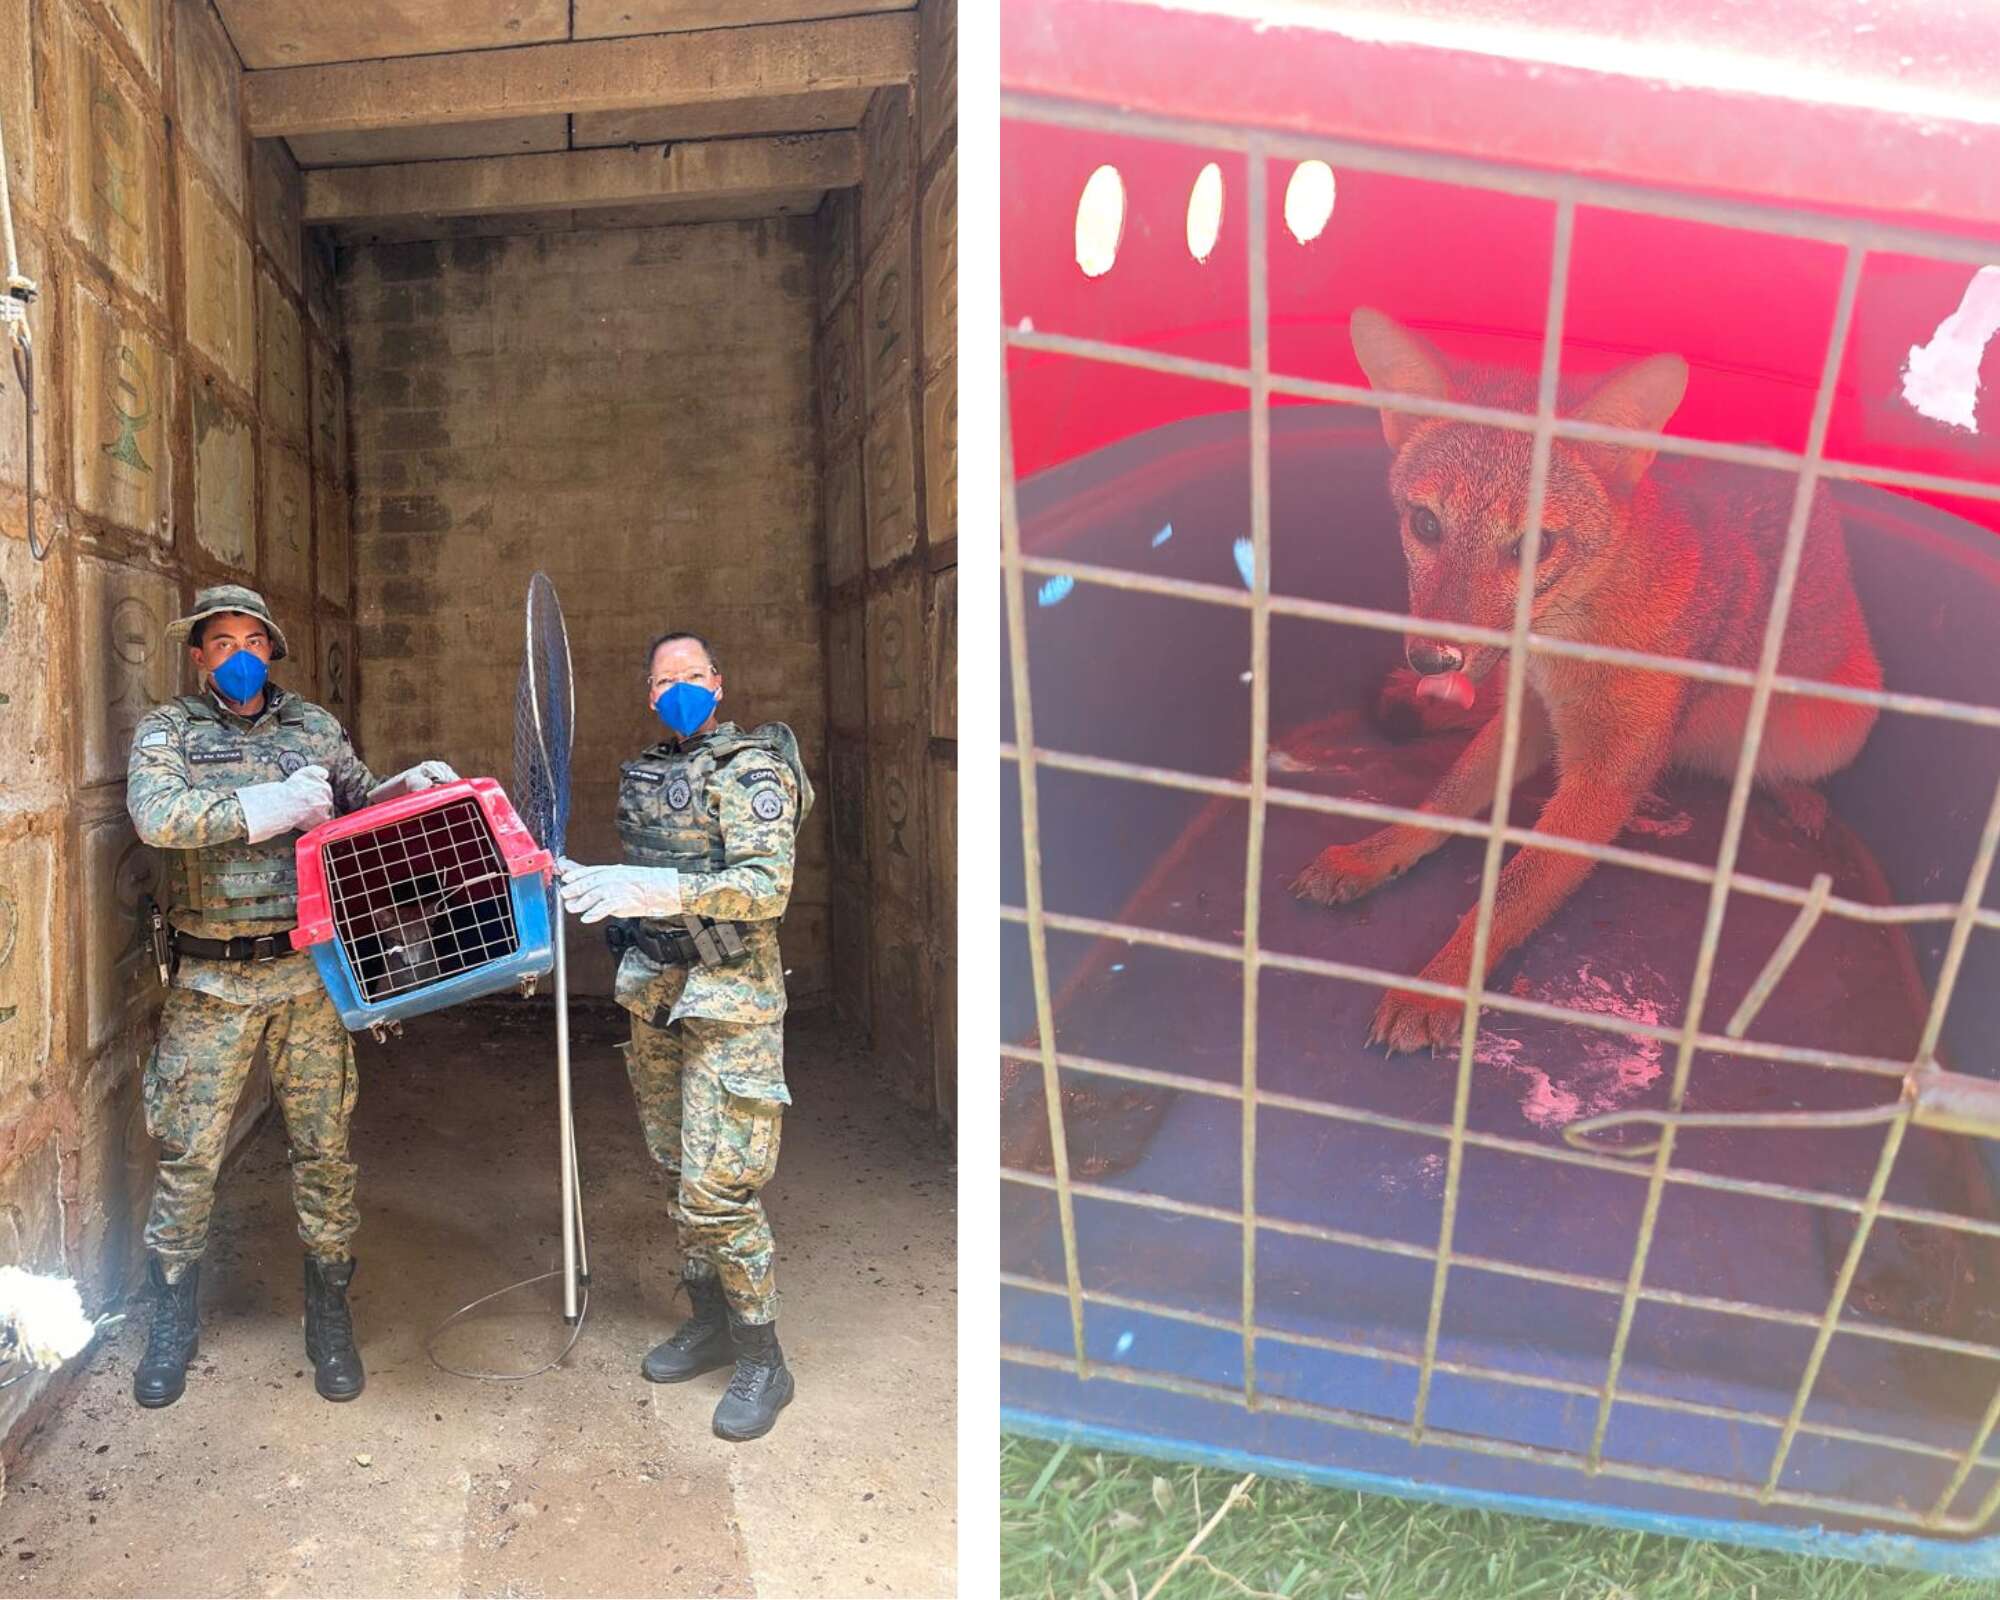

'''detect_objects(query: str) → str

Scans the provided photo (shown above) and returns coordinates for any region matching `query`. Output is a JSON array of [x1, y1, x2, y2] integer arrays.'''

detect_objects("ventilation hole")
[[1075, 165, 1126, 279], [1284, 160, 1337, 244], [1186, 162, 1224, 263]]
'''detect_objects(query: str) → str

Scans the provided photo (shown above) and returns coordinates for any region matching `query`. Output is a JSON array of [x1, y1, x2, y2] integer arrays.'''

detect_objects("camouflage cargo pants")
[[625, 1015, 787, 1323], [143, 984, 359, 1276]]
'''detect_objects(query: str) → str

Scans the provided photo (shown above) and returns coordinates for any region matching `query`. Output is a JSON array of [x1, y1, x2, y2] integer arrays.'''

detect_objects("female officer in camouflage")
[[125, 585, 457, 1408], [557, 631, 812, 1443]]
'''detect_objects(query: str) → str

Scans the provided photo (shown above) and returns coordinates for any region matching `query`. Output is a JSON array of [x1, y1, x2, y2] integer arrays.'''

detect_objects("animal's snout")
[[1407, 639, 1464, 677]]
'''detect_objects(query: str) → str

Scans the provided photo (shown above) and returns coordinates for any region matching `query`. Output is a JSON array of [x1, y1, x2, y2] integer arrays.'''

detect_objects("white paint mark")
[[1476, 961, 1668, 1130], [1152, 523, 1174, 547], [1186, 163, 1224, 262], [1075, 165, 1126, 279], [1902, 265, 2000, 433], [1113, 1330, 1135, 1355], [1284, 161, 1337, 244]]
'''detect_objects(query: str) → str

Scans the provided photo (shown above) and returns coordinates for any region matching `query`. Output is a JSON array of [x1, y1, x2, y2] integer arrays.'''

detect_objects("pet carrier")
[[1001, 0, 2000, 1577], [291, 778, 555, 1036]]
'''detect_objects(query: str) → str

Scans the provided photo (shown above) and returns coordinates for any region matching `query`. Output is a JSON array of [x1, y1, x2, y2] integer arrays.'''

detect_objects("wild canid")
[[1292, 309, 1881, 1055]]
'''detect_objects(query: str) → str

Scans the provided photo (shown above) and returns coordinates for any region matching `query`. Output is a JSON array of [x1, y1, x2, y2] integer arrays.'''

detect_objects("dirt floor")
[[0, 1000, 956, 1598]]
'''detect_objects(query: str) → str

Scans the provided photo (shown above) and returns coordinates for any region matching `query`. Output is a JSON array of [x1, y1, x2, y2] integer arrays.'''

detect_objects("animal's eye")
[[1506, 530, 1560, 566], [1410, 506, 1443, 545]]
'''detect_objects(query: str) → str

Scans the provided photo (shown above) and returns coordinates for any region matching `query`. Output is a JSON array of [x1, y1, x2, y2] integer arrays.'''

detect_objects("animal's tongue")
[[1414, 671, 1476, 709]]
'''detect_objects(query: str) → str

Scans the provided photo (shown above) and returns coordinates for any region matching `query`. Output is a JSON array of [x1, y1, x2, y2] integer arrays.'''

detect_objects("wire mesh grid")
[[1000, 94, 2000, 1539], [324, 798, 521, 1003]]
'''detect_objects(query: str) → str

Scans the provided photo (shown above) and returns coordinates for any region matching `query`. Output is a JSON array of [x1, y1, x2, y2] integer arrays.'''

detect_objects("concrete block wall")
[[0, 0, 357, 1465], [340, 219, 832, 1003], [817, 0, 956, 1121]]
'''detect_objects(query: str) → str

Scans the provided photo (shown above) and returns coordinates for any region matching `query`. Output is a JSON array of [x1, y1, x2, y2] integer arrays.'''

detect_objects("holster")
[[142, 897, 175, 986], [632, 916, 750, 970]]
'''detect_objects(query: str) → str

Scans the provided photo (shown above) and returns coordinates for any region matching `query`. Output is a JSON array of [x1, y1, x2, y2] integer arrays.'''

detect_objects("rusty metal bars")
[[1236, 140, 1274, 1406], [1412, 195, 1576, 1442], [1583, 246, 1869, 1470], [1000, 357, 1089, 1375]]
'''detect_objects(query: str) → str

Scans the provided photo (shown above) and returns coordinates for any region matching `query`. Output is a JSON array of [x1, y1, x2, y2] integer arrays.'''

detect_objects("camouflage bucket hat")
[[164, 584, 291, 661]]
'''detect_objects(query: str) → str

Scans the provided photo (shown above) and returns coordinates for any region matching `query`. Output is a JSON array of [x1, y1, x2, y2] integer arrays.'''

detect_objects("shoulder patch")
[[139, 729, 173, 749], [734, 767, 784, 790], [623, 766, 666, 786], [749, 786, 787, 823]]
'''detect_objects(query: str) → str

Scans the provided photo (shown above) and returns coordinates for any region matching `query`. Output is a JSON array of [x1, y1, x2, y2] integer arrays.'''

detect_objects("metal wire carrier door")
[[324, 799, 522, 1003], [999, 98, 2000, 1571]]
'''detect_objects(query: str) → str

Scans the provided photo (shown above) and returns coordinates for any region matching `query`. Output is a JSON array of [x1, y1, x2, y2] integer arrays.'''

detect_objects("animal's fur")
[[1293, 309, 1881, 1055]]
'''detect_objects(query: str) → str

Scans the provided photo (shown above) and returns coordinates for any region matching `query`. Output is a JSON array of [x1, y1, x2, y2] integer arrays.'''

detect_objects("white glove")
[[366, 760, 460, 804], [557, 858, 683, 924], [237, 764, 333, 843]]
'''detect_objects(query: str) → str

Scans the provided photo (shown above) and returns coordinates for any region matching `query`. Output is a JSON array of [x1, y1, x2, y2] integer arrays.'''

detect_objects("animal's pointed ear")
[[1350, 308, 1453, 450], [1565, 353, 1689, 492]]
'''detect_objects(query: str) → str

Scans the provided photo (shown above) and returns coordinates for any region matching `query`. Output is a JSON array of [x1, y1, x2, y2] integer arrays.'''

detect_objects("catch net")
[[513, 571, 575, 861]]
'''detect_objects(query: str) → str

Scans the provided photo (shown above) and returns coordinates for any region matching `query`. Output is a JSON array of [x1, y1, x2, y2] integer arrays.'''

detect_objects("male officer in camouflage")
[[558, 631, 812, 1442], [125, 584, 457, 1408]]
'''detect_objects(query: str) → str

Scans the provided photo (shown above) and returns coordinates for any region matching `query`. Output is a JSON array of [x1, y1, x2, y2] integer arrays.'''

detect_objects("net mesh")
[[513, 572, 575, 861]]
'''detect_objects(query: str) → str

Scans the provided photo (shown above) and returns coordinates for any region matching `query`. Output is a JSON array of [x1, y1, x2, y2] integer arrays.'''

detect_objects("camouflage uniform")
[[127, 684, 378, 1276], [614, 721, 813, 1324]]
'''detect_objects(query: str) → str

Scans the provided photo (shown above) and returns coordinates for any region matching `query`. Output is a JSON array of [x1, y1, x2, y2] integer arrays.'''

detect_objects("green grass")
[[1001, 1434, 2000, 1600]]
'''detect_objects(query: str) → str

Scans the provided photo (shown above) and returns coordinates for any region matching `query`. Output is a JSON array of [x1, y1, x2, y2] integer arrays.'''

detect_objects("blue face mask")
[[211, 649, 269, 704], [654, 681, 718, 737]]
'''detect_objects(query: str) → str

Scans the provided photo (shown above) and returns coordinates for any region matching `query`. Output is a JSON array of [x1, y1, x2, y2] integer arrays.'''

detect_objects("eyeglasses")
[[648, 666, 715, 692]]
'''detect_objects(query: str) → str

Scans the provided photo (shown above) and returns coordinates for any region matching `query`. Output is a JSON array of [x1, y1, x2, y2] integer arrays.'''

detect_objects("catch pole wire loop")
[[426, 574, 589, 1381], [0, 102, 47, 561]]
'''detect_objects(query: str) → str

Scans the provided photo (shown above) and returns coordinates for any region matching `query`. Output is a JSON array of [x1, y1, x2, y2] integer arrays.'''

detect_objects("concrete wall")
[[817, 0, 956, 1121], [0, 0, 357, 1463], [339, 219, 832, 1003]]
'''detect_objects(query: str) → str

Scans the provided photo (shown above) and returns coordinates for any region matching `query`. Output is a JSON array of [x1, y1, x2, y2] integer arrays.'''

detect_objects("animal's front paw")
[[1291, 843, 1395, 905], [1771, 781, 1830, 840], [1369, 988, 1464, 1056]]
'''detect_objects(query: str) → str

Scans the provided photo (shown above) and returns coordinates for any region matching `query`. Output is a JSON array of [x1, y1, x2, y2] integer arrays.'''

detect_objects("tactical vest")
[[616, 722, 814, 939], [156, 692, 322, 923]]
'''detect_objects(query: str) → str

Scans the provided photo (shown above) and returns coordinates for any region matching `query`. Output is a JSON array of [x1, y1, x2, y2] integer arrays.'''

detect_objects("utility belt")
[[173, 931, 301, 962], [607, 915, 750, 969], [143, 898, 300, 982]]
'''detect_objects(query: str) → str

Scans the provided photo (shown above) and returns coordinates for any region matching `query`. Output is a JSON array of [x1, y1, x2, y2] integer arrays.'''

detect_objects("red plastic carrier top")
[[289, 778, 554, 954]]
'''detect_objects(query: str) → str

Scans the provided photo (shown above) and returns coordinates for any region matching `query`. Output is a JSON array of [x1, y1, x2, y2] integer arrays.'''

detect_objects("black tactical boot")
[[132, 1256, 200, 1408], [641, 1273, 733, 1383], [711, 1318, 794, 1442], [302, 1255, 365, 1401]]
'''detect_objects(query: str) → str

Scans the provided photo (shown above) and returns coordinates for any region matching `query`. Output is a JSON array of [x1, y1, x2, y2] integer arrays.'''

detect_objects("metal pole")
[[553, 890, 578, 1322], [570, 1101, 590, 1285]]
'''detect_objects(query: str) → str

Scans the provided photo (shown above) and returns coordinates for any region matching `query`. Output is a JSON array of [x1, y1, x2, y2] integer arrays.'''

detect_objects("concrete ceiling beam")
[[242, 14, 916, 140], [301, 133, 862, 223]]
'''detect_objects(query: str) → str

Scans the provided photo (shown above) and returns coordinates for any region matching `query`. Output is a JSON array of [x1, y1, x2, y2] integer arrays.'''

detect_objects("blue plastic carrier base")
[[1001, 410, 2000, 1576]]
